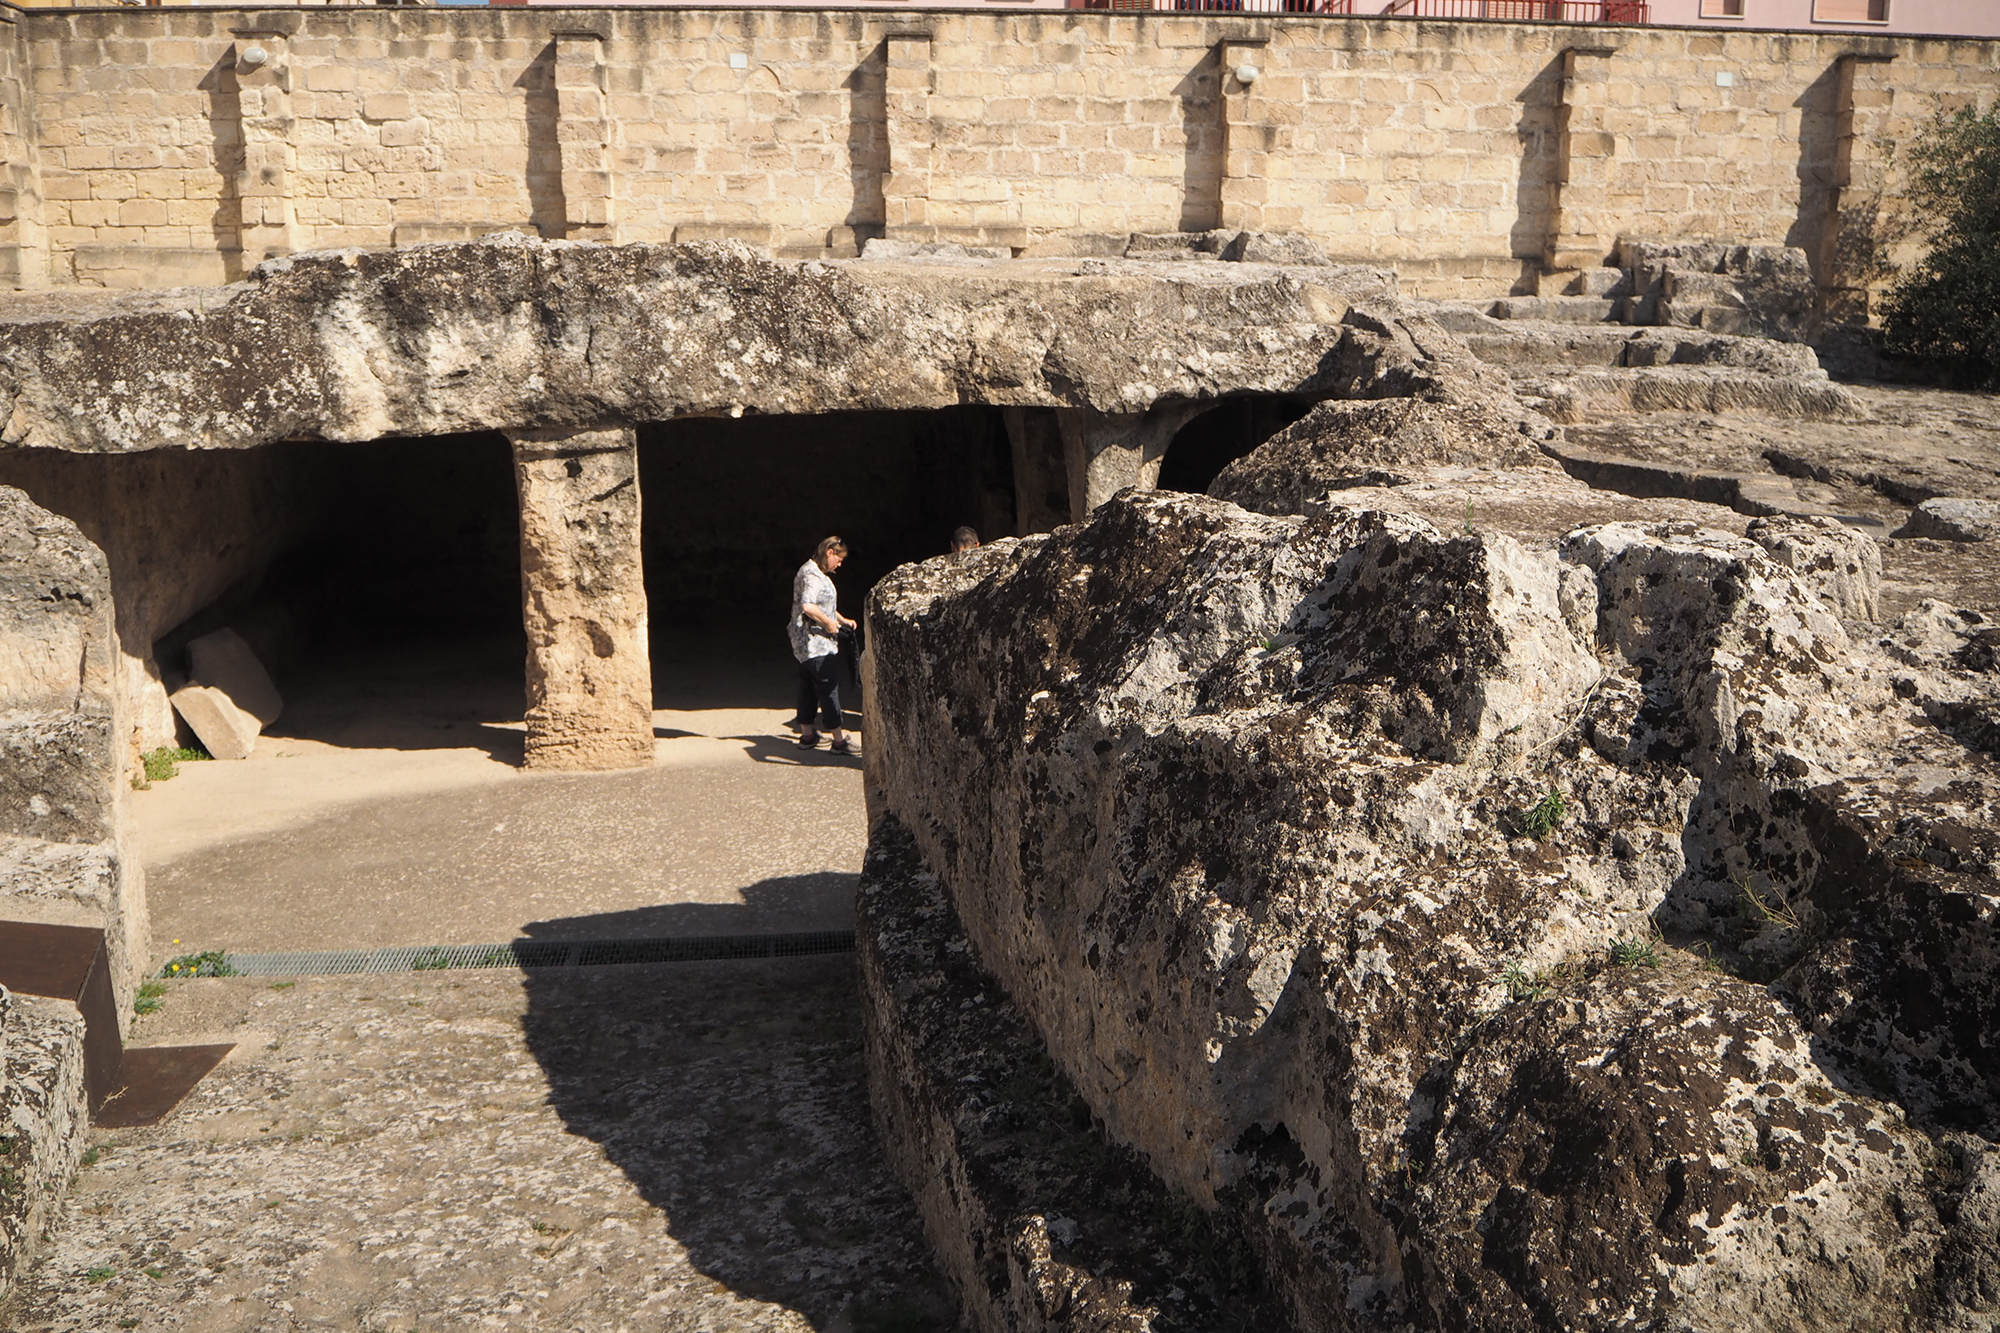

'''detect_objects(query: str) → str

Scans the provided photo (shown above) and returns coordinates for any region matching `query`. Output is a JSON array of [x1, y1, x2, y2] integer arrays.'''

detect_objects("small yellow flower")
[[169, 965, 180, 973]]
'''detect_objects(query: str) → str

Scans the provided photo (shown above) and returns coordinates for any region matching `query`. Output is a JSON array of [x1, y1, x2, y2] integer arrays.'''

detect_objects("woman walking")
[[789, 536, 858, 754]]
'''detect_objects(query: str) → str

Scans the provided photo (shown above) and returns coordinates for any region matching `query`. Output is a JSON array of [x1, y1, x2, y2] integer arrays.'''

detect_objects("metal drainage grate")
[[165, 931, 858, 979]]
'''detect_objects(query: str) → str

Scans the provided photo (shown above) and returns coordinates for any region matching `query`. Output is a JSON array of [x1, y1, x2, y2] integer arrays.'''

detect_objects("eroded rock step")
[[857, 817, 1287, 1333]]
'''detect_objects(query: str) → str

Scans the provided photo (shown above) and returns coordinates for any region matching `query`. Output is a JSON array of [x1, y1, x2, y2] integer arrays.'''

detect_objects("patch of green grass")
[[139, 745, 210, 786], [410, 948, 454, 972], [1609, 937, 1660, 968], [117, 1320, 140, 1329], [79, 1145, 103, 1168], [84, 1265, 116, 1283], [1499, 959, 1582, 1004], [160, 950, 234, 979], [1733, 870, 1802, 934], [134, 980, 168, 1017], [270, 981, 296, 991], [143, 1266, 166, 1280], [1521, 787, 1567, 841]]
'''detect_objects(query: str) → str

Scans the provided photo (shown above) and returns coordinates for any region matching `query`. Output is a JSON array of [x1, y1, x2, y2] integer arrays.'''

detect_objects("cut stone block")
[[1661, 268, 1746, 306], [168, 684, 259, 761], [186, 628, 282, 727], [1489, 296, 1618, 324], [1537, 267, 1628, 298], [1897, 497, 2000, 543]]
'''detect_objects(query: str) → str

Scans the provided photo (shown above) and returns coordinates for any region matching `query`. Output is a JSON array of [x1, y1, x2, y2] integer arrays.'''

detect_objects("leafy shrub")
[[139, 744, 210, 785], [1881, 103, 2000, 388], [161, 950, 235, 978]]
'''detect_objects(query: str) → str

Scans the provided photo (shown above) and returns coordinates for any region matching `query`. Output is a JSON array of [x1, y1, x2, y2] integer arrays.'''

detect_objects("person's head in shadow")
[[949, 526, 980, 556]]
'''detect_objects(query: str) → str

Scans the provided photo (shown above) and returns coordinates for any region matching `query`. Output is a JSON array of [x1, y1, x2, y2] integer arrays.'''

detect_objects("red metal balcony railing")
[[1075, 0, 1647, 17], [1380, 0, 1648, 17]]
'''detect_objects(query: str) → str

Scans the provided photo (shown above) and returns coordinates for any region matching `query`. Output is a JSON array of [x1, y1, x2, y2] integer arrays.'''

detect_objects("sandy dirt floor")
[[2, 961, 954, 1333], [131, 626, 869, 959]]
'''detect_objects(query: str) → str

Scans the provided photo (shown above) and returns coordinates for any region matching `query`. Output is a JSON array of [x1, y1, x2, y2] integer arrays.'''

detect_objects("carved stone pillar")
[[508, 427, 653, 771], [231, 28, 297, 267], [1055, 403, 1211, 521]]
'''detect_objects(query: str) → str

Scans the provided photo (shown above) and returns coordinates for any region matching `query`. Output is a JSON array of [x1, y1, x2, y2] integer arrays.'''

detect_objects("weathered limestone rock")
[[0, 993, 87, 1304], [1055, 404, 1213, 520], [1898, 497, 2000, 543], [0, 237, 1393, 455], [0, 489, 119, 846], [858, 817, 1278, 1333], [863, 484, 1999, 1332], [1746, 514, 1883, 621], [1208, 398, 1556, 516], [166, 683, 260, 762], [1617, 241, 1820, 343], [0, 486, 146, 1031], [185, 627, 283, 728], [508, 428, 653, 772]]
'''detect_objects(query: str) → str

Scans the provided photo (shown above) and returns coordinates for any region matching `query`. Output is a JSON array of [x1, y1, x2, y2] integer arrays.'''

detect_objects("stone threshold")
[[181, 930, 858, 978]]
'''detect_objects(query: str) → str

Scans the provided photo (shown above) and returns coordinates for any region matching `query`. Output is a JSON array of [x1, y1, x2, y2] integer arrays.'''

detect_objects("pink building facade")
[[1647, 0, 2000, 36]]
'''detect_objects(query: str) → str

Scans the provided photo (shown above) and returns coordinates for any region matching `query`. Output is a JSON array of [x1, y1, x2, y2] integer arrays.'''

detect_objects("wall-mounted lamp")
[[1234, 62, 1260, 87], [239, 45, 269, 69]]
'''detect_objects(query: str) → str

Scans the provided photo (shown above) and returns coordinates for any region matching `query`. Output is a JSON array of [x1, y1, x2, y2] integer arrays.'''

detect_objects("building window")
[[1813, 0, 1889, 20], [1699, 0, 1744, 14]]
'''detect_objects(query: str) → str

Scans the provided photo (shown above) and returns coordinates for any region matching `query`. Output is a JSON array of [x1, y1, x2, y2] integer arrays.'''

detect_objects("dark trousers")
[[796, 654, 842, 730]]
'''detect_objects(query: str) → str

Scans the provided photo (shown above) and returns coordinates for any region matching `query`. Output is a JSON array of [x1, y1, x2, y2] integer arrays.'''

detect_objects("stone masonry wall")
[[0, 9, 42, 290], [12, 6, 1999, 297]]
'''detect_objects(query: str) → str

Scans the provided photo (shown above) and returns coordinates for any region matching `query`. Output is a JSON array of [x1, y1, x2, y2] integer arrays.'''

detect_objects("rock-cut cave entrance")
[[0, 405, 1040, 965], [637, 405, 1021, 709]]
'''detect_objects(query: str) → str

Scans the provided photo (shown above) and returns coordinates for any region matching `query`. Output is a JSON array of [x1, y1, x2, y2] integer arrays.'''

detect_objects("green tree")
[[1881, 103, 2000, 388]]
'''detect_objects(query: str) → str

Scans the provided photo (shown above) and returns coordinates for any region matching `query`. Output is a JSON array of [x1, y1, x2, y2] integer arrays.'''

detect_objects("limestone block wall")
[[0, 9, 42, 289], [7, 7, 2000, 296]]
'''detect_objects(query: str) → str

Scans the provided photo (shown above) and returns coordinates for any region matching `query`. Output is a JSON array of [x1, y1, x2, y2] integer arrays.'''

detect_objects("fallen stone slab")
[[167, 683, 259, 760], [186, 627, 282, 728], [1897, 497, 2000, 542]]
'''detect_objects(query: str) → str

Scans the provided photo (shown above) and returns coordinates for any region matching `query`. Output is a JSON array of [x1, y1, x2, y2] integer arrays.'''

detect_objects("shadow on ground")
[[517, 906, 956, 1333], [521, 874, 857, 939]]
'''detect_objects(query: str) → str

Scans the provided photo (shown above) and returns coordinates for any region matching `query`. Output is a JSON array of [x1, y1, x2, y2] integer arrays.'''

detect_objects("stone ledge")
[[0, 994, 88, 1307], [856, 814, 1284, 1333]]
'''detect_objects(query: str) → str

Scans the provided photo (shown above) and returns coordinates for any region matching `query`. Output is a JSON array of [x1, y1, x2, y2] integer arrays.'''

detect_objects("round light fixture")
[[240, 45, 269, 68], [1234, 62, 1260, 87]]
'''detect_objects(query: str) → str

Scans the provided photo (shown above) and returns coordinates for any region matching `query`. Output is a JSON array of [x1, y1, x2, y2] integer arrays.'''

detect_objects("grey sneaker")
[[798, 730, 821, 749]]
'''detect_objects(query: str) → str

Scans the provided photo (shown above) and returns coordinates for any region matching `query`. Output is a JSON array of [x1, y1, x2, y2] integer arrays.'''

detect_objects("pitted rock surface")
[[0, 237, 1395, 454], [862, 486, 2000, 1331]]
